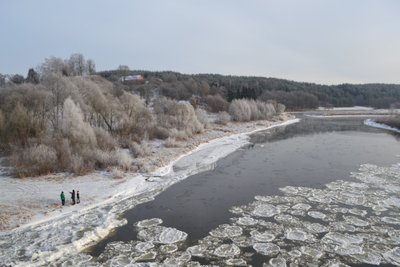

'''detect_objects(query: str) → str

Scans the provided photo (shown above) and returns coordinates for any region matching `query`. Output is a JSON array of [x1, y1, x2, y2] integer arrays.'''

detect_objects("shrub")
[[93, 127, 116, 151], [130, 141, 152, 158], [165, 137, 180, 148], [11, 144, 58, 177], [215, 111, 230, 125], [229, 99, 252, 122], [205, 94, 229, 112], [195, 108, 210, 129], [149, 126, 170, 140], [229, 99, 277, 122]]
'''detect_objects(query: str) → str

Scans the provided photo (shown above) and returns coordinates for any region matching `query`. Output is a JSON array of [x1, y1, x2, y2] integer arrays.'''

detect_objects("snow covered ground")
[[0, 116, 298, 266], [305, 107, 398, 118], [364, 119, 400, 134]]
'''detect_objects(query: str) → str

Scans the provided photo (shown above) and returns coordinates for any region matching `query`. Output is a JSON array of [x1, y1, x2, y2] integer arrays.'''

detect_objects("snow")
[[364, 118, 400, 133], [317, 106, 374, 111]]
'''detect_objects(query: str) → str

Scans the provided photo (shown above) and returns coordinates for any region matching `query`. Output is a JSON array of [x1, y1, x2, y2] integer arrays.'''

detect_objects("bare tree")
[[87, 59, 96, 75], [39, 56, 69, 77], [68, 53, 86, 76]]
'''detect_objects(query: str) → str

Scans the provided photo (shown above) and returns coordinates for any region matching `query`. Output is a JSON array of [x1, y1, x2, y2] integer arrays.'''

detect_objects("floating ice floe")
[[250, 230, 276, 242], [300, 246, 324, 259], [135, 241, 155, 252], [137, 226, 187, 244], [383, 247, 400, 265], [351, 248, 382, 265], [269, 257, 287, 267], [160, 244, 178, 254], [186, 245, 207, 257], [292, 203, 312, 211], [252, 203, 280, 217], [136, 218, 163, 228], [213, 244, 241, 258], [236, 216, 258, 226], [307, 211, 326, 220], [225, 258, 247, 266], [343, 215, 369, 227], [210, 224, 243, 238], [381, 216, 400, 225], [253, 242, 280, 256], [304, 222, 328, 233], [285, 228, 309, 242]]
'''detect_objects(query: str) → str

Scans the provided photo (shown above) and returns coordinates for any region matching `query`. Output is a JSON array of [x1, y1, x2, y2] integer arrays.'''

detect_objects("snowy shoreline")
[[364, 119, 400, 134], [0, 116, 299, 266]]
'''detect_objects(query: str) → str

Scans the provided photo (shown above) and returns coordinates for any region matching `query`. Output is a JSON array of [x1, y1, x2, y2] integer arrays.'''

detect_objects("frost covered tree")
[[61, 97, 97, 147]]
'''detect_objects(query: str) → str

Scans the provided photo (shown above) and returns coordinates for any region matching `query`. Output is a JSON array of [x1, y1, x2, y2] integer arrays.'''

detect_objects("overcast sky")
[[1, 0, 399, 84]]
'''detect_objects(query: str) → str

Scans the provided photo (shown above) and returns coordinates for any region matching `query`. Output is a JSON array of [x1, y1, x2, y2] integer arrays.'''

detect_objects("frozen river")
[[87, 116, 400, 266], [2, 115, 400, 266]]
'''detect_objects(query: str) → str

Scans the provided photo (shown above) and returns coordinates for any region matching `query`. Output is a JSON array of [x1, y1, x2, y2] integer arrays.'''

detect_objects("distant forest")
[[98, 69, 400, 110]]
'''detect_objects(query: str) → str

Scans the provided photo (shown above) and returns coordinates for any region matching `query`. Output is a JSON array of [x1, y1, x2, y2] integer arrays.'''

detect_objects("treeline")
[[0, 55, 284, 177], [98, 70, 400, 110]]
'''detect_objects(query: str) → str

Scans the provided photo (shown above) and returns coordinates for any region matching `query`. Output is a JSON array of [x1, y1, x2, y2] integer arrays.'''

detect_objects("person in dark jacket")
[[60, 191, 65, 206], [70, 189, 75, 205], [77, 190, 80, 204]]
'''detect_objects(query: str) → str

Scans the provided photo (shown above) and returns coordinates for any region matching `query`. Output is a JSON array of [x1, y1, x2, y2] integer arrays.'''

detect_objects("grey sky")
[[1, 0, 399, 84]]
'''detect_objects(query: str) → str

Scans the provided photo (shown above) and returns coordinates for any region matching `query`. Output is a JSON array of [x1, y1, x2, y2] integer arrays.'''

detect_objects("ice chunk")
[[187, 245, 207, 257], [304, 222, 328, 233], [343, 215, 369, 227], [160, 244, 178, 254], [382, 216, 400, 225], [330, 222, 356, 232], [225, 258, 247, 266], [322, 232, 363, 251], [253, 243, 280, 256], [134, 250, 157, 262], [388, 230, 400, 243], [214, 244, 241, 258], [292, 203, 312, 211], [136, 218, 163, 228], [383, 247, 400, 265], [352, 248, 381, 265], [236, 216, 257, 226], [210, 225, 243, 238], [288, 250, 302, 257], [163, 251, 191, 265], [286, 228, 308, 242], [334, 243, 363, 256], [135, 241, 154, 252], [252, 203, 280, 217], [159, 227, 188, 244], [269, 257, 287, 267], [231, 235, 254, 248], [137, 226, 164, 242], [300, 246, 324, 259], [348, 208, 367, 217], [307, 211, 326, 219], [250, 230, 276, 242], [137, 226, 187, 244]]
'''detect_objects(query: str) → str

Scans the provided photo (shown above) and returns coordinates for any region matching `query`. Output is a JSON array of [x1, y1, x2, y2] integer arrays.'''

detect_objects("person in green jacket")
[[60, 191, 65, 206]]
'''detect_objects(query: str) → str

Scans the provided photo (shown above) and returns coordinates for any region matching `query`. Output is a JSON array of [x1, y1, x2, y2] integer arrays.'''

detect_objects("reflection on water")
[[88, 116, 400, 266]]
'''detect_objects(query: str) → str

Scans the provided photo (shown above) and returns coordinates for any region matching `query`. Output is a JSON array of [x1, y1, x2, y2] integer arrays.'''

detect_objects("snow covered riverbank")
[[364, 119, 400, 134], [0, 116, 298, 266]]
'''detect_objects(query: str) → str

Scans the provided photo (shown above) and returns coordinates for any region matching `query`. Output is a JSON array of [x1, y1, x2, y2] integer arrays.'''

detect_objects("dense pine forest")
[[98, 69, 400, 110]]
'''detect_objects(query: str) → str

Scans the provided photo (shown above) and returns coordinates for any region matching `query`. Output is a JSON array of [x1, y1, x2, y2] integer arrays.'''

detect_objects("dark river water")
[[89, 116, 400, 266]]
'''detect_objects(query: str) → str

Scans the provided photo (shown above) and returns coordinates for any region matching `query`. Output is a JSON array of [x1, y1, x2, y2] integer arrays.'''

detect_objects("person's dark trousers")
[[62, 200, 65, 206]]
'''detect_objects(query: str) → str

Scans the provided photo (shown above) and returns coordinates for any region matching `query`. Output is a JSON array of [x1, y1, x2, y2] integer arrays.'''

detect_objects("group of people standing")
[[60, 190, 80, 206]]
